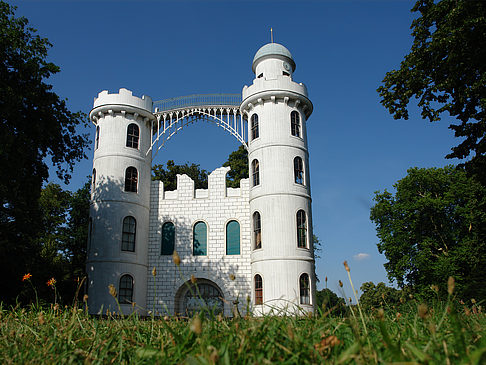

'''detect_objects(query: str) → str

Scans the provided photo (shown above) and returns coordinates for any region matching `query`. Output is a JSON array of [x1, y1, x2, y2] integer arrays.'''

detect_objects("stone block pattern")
[[147, 166, 251, 316]]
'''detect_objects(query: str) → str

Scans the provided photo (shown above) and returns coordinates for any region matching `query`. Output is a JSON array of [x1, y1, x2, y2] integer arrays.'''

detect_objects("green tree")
[[370, 166, 486, 301], [315, 288, 346, 316], [152, 160, 208, 190], [359, 282, 402, 311], [378, 0, 486, 182], [0, 2, 89, 304], [223, 145, 248, 187]]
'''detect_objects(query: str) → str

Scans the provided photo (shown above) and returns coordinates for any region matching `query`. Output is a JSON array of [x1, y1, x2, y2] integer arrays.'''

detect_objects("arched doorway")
[[175, 279, 224, 316]]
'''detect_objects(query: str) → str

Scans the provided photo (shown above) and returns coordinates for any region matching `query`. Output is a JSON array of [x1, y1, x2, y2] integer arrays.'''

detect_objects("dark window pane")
[[291, 111, 300, 137], [253, 212, 261, 250], [297, 210, 307, 248], [294, 157, 304, 185], [226, 220, 240, 255], [193, 221, 207, 256], [125, 167, 138, 192], [119, 275, 133, 304], [255, 275, 263, 305], [252, 159, 260, 187], [300, 273, 310, 305], [126, 123, 140, 149], [251, 114, 259, 140], [122, 216, 136, 252], [161, 222, 175, 255], [95, 126, 100, 150]]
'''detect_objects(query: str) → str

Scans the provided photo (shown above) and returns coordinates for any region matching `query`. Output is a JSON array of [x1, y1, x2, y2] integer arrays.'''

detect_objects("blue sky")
[[11, 0, 461, 299]]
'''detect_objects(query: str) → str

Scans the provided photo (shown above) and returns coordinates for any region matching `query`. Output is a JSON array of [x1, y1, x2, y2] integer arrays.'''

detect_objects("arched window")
[[161, 222, 175, 255], [122, 216, 136, 252], [95, 126, 100, 150], [294, 157, 304, 185], [253, 212, 261, 250], [126, 123, 139, 149], [299, 273, 310, 305], [254, 274, 263, 305], [291, 111, 300, 137], [226, 220, 240, 255], [252, 159, 260, 187], [251, 114, 259, 140], [193, 221, 207, 256], [297, 210, 307, 248], [125, 167, 138, 192], [119, 274, 133, 304], [92, 169, 96, 193], [181, 280, 224, 316]]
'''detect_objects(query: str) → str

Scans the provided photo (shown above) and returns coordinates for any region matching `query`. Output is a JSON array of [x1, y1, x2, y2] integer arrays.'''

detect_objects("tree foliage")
[[370, 166, 486, 301], [359, 282, 403, 311], [223, 145, 248, 188], [0, 2, 89, 303], [315, 288, 346, 316], [152, 145, 249, 190], [378, 0, 486, 181], [152, 160, 209, 190]]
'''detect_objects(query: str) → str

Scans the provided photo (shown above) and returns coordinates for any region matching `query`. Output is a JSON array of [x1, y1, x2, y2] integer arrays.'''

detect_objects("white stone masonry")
[[146, 167, 251, 316]]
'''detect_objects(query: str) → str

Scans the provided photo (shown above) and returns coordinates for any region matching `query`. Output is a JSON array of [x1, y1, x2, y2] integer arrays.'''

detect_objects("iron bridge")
[[149, 93, 246, 157]]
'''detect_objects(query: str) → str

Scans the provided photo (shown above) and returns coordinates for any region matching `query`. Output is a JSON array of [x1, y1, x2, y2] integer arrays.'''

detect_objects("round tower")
[[87, 88, 155, 315], [241, 43, 316, 314]]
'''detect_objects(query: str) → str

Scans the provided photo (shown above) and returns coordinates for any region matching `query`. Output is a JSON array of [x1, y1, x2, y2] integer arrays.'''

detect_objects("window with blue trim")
[[226, 220, 240, 255], [161, 222, 175, 255], [193, 221, 207, 256]]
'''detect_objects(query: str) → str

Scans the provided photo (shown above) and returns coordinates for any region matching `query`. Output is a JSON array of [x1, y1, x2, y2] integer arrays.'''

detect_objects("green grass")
[[1, 301, 485, 364]]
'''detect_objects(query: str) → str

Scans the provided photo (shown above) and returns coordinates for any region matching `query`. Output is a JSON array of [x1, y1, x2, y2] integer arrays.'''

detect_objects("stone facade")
[[147, 167, 251, 316]]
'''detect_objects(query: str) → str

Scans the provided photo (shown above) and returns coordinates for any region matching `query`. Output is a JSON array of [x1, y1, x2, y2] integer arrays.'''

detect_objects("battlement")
[[93, 88, 153, 112], [151, 166, 249, 201]]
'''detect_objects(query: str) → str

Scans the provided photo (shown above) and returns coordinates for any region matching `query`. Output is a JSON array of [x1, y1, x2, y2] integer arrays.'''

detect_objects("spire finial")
[[270, 27, 273, 43]]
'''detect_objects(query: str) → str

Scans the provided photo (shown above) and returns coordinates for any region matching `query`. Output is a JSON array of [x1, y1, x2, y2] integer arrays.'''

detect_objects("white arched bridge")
[[148, 94, 246, 157]]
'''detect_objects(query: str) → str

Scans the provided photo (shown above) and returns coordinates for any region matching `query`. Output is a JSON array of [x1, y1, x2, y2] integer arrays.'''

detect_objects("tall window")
[[300, 273, 310, 305], [193, 221, 207, 256], [253, 212, 261, 249], [226, 220, 240, 255], [92, 169, 96, 193], [294, 157, 304, 185], [95, 126, 100, 150], [161, 222, 175, 255], [119, 274, 133, 304], [297, 210, 307, 248], [254, 274, 263, 305], [291, 111, 300, 137], [251, 114, 259, 140], [125, 167, 138, 192], [126, 123, 139, 149], [122, 216, 136, 252], [252, 159, 260, 187]]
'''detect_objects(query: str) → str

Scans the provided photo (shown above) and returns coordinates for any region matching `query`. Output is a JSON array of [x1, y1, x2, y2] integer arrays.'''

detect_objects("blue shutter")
[[193, 222, 207, 256], [226, 220, 240, 255], [161, 222, 175, 255]]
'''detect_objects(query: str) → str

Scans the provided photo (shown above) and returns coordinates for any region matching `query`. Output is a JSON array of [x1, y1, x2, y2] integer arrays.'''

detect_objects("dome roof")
[[252, 43, 296, 72]]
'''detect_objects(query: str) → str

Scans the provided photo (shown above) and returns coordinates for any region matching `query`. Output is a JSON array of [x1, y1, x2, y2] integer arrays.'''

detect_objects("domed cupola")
[[251, 43, 296, 79]]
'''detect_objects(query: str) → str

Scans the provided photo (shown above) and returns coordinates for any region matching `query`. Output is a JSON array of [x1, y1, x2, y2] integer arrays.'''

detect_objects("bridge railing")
[[153, 93, 241, 112]]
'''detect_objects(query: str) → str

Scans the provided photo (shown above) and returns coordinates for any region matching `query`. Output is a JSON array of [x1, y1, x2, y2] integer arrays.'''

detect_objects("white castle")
[[86, 43, 316, 316]]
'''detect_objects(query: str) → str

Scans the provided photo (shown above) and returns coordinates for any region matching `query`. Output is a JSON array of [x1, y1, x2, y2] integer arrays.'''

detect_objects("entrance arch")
[[174, 278, 224, 316]]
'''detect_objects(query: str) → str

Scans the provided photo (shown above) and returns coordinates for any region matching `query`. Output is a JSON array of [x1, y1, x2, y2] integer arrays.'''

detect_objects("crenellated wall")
[[147, 166, 252, 316]]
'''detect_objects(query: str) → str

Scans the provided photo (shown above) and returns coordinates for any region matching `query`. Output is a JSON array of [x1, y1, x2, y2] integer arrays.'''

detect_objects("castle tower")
[[241, 43, 316, 314], [87, 88, 155, 315]]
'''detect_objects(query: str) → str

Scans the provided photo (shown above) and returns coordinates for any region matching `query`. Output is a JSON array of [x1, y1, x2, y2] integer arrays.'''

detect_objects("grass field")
[[1, 297, 485, 364]]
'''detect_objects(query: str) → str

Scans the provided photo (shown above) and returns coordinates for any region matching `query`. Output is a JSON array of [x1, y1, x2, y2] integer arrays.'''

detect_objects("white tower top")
[[252, 43, 296, 73]]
